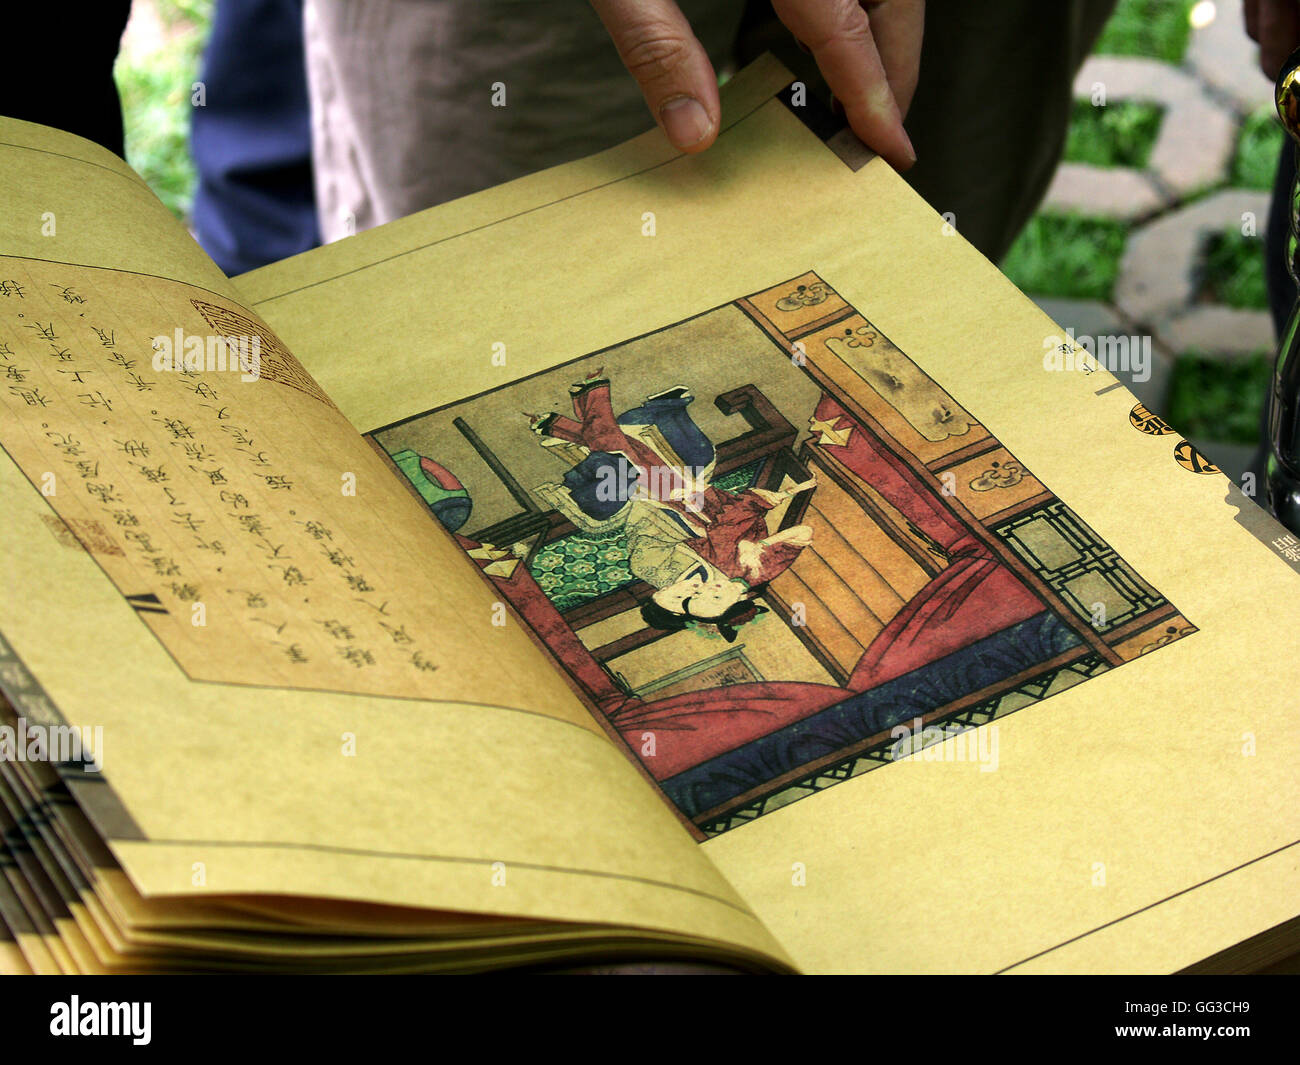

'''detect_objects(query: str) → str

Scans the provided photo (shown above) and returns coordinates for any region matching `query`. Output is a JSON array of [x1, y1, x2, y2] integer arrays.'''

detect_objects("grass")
[[1001, 214, 1130, 301], [1167, 351, 1272, 444], [1233, 107, 1286, 189], [1094, 0, 1197, 62], [1065, 99, 1164, 169], [1201, 231, 1269, 309], [1046, 0, 1270, 443], [114, 0, 212, 222]]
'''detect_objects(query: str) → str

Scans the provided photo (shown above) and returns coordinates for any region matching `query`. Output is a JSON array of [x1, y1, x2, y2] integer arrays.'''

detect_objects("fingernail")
[[901, 129, 917, 166], [660, 96, 712, 149]]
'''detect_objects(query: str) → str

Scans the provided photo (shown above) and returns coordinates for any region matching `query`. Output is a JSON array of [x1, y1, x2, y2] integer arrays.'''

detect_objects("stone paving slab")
[[1161, 304, 1275, 357], [1072, 55, 1239, 195], [1115, 189, 1270, 325], [1044, 163, 1167, 221], [1186, 3, 1276, 114], [1074, 54, 1201, 105]]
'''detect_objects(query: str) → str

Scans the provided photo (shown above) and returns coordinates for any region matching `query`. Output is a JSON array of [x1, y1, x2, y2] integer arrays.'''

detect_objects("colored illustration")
[[389, 452, 472, 532], [373, 273, 1194, 839], [526, 373, 815, 642]]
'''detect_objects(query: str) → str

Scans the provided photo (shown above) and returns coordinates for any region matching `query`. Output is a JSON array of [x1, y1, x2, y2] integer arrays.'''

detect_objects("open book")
[[2, 56, 1298, 974]]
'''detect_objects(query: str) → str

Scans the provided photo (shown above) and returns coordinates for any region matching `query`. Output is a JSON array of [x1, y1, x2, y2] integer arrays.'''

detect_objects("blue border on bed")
[[661, 611, 1084, 819]]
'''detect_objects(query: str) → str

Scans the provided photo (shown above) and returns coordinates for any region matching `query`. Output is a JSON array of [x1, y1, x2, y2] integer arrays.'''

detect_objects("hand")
[[1245, 0, 1300, 80], [589, 0, 923, 170]]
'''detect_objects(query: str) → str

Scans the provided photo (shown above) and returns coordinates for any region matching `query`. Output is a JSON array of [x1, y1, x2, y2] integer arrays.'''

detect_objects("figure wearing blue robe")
[[544, 385, 714, 527]]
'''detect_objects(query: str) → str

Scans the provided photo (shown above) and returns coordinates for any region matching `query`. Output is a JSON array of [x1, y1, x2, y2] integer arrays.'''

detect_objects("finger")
[[858, 0, 925, 119], [590, 0, 721, 152], [1245, 0, 1260, 44], [1259, 0, 1300, 79], [772, 0, 916, 169]]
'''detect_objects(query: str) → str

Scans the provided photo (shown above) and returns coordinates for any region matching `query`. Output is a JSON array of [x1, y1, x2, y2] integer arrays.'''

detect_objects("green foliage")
[[1094, 0, 1196, 62], [1001, 214, 1130, 301], [1233, 107, 1286, 190], [113, 1, 213, 222], [1202, 230, 1269, 309], [1065, 100, 1164, 169], [1167, 351, 1273, 444]]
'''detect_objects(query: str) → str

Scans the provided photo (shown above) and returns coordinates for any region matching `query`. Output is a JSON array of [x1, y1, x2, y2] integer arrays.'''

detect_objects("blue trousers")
[[192, 0, 320, 275]]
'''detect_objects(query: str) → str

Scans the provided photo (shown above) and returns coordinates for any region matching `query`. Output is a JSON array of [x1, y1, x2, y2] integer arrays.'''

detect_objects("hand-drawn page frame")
[[371, 272, 1194, 840]]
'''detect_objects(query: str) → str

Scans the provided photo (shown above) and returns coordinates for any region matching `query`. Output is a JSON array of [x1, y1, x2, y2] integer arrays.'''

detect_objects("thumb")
[[591, 0, 722, 152]]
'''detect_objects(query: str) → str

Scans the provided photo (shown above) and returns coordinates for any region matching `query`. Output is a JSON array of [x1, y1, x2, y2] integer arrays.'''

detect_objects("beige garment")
[[533, 482, 703, 589], [624, 502, 704, 589], [304, 0, 745, 242]]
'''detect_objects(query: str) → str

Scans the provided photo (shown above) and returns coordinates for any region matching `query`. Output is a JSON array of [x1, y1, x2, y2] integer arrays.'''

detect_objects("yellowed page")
[[238, 55, 1300, 974], [0, 118, 791, 970]]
